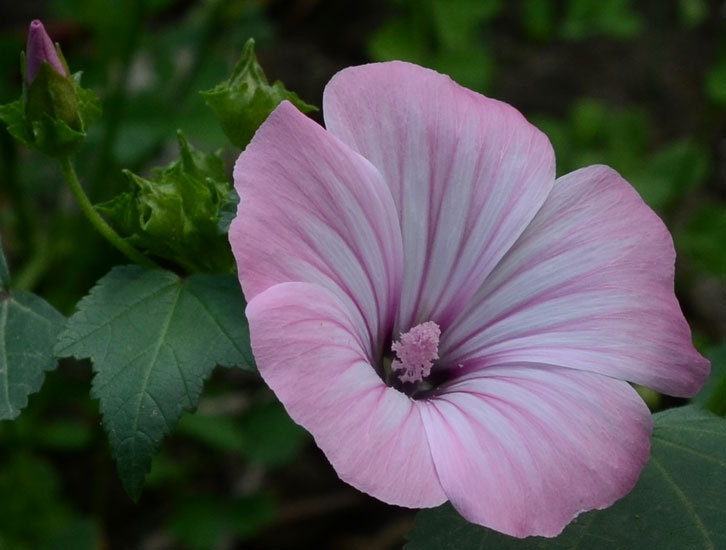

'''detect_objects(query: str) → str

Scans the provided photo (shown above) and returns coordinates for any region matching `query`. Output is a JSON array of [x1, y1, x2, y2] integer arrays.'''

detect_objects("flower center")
[[390, 321, 441, 384]]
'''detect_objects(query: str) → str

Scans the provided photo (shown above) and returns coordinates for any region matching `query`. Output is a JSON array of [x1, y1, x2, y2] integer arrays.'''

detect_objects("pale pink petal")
[[246, 282, 447, 507], [230, 101, 403, 356], [420, 364, 652, 537], [443, 165, 709, 396], [323, 62, 555, 333]]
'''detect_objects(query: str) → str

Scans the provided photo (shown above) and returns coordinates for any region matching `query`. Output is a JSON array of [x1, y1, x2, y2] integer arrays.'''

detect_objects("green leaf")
[[405, 406, 726, 550], [54, 266, 254, 499], [0, 239, 64, 421], [97, 131, 235, 274], [693, 343, 726, 416], [200, 38, 317, 149]]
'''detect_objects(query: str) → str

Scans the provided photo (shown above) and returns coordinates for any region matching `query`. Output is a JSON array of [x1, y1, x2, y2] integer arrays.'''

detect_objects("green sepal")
[[96, 131, 235, 274], [0, 52, 101, 157], [200, 38, 317, 149]]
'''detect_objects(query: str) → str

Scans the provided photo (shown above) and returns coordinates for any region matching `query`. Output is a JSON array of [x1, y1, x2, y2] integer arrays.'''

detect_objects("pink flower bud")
[[25, 20, 67, 84]]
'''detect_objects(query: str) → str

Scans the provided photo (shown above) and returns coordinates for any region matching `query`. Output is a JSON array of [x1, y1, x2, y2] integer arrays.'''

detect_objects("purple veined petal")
[[420, 364, 653, 538], [246, 281, 447, 507], [442, 165, 709, 397], [26, 20, 67, 83], [323, 61, 555, 334], [229, 101, 404, 358]]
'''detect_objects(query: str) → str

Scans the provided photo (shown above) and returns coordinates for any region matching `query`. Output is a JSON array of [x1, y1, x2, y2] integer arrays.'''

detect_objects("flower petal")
[[323, 62, 555, 333], [443, 165, 709, 396], [246, 281, 447, 507], [420, 364, 652, 537], [230, 101, 403, 356]]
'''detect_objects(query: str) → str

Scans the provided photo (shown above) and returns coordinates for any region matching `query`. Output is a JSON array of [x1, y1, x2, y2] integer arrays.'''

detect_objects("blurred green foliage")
[[0, 453, 89, 549], [369, 0, 501, 91]]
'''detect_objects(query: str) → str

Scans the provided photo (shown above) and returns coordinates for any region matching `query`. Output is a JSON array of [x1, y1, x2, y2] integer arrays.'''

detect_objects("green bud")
[[96, 132, 236, 274], [200, 38, 317, 149], [0, 20, 101, 157]]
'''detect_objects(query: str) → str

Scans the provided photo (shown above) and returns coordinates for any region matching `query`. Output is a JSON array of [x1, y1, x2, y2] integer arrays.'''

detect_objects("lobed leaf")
[[0, 239, 64, 420], [55, 266, 254, 498], [405, 405, 726, 550]]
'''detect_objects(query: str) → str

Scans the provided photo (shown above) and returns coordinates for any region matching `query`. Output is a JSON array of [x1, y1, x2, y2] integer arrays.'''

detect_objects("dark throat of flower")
[[381, 321, 445, 399]]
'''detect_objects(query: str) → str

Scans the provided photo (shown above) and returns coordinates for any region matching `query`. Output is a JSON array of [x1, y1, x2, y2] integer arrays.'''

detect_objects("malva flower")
[[229, 62, 709, 538], [25, 20, 67, 83]]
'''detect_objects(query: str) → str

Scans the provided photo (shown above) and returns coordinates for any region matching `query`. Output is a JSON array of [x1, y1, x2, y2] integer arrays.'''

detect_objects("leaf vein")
[[653, 437, 726, 468], [129, 285, 181, 467], [650, 455, 715, 550], [185, 282, 248, 362], [58, 281, 174, 353]]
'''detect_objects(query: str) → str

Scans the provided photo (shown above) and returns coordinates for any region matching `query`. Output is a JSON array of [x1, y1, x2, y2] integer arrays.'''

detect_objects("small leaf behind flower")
[[200, 38, 317, 149], [405, 405, 726, 549], [55, 266, 254, 499]]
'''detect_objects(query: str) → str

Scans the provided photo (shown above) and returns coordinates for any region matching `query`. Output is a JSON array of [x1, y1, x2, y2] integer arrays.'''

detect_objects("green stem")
[[58, 156, 158, 269]]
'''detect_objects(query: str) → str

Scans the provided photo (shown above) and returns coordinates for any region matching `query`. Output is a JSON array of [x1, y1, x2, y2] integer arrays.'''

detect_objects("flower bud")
[[0, 19, 100, 157], [25, 20, 68, 83]]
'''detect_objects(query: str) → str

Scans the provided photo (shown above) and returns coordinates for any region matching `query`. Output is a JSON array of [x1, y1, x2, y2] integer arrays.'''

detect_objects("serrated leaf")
[[405, 406, 726, 550], [54, 266, 254, 498], [0, 239, 64, 420], [200, 38, 317, 149]]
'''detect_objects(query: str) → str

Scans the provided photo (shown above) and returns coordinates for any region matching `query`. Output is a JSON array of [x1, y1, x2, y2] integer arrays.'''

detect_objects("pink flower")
[[25, 20, 67, 84], [229, 62, 709, 537]]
